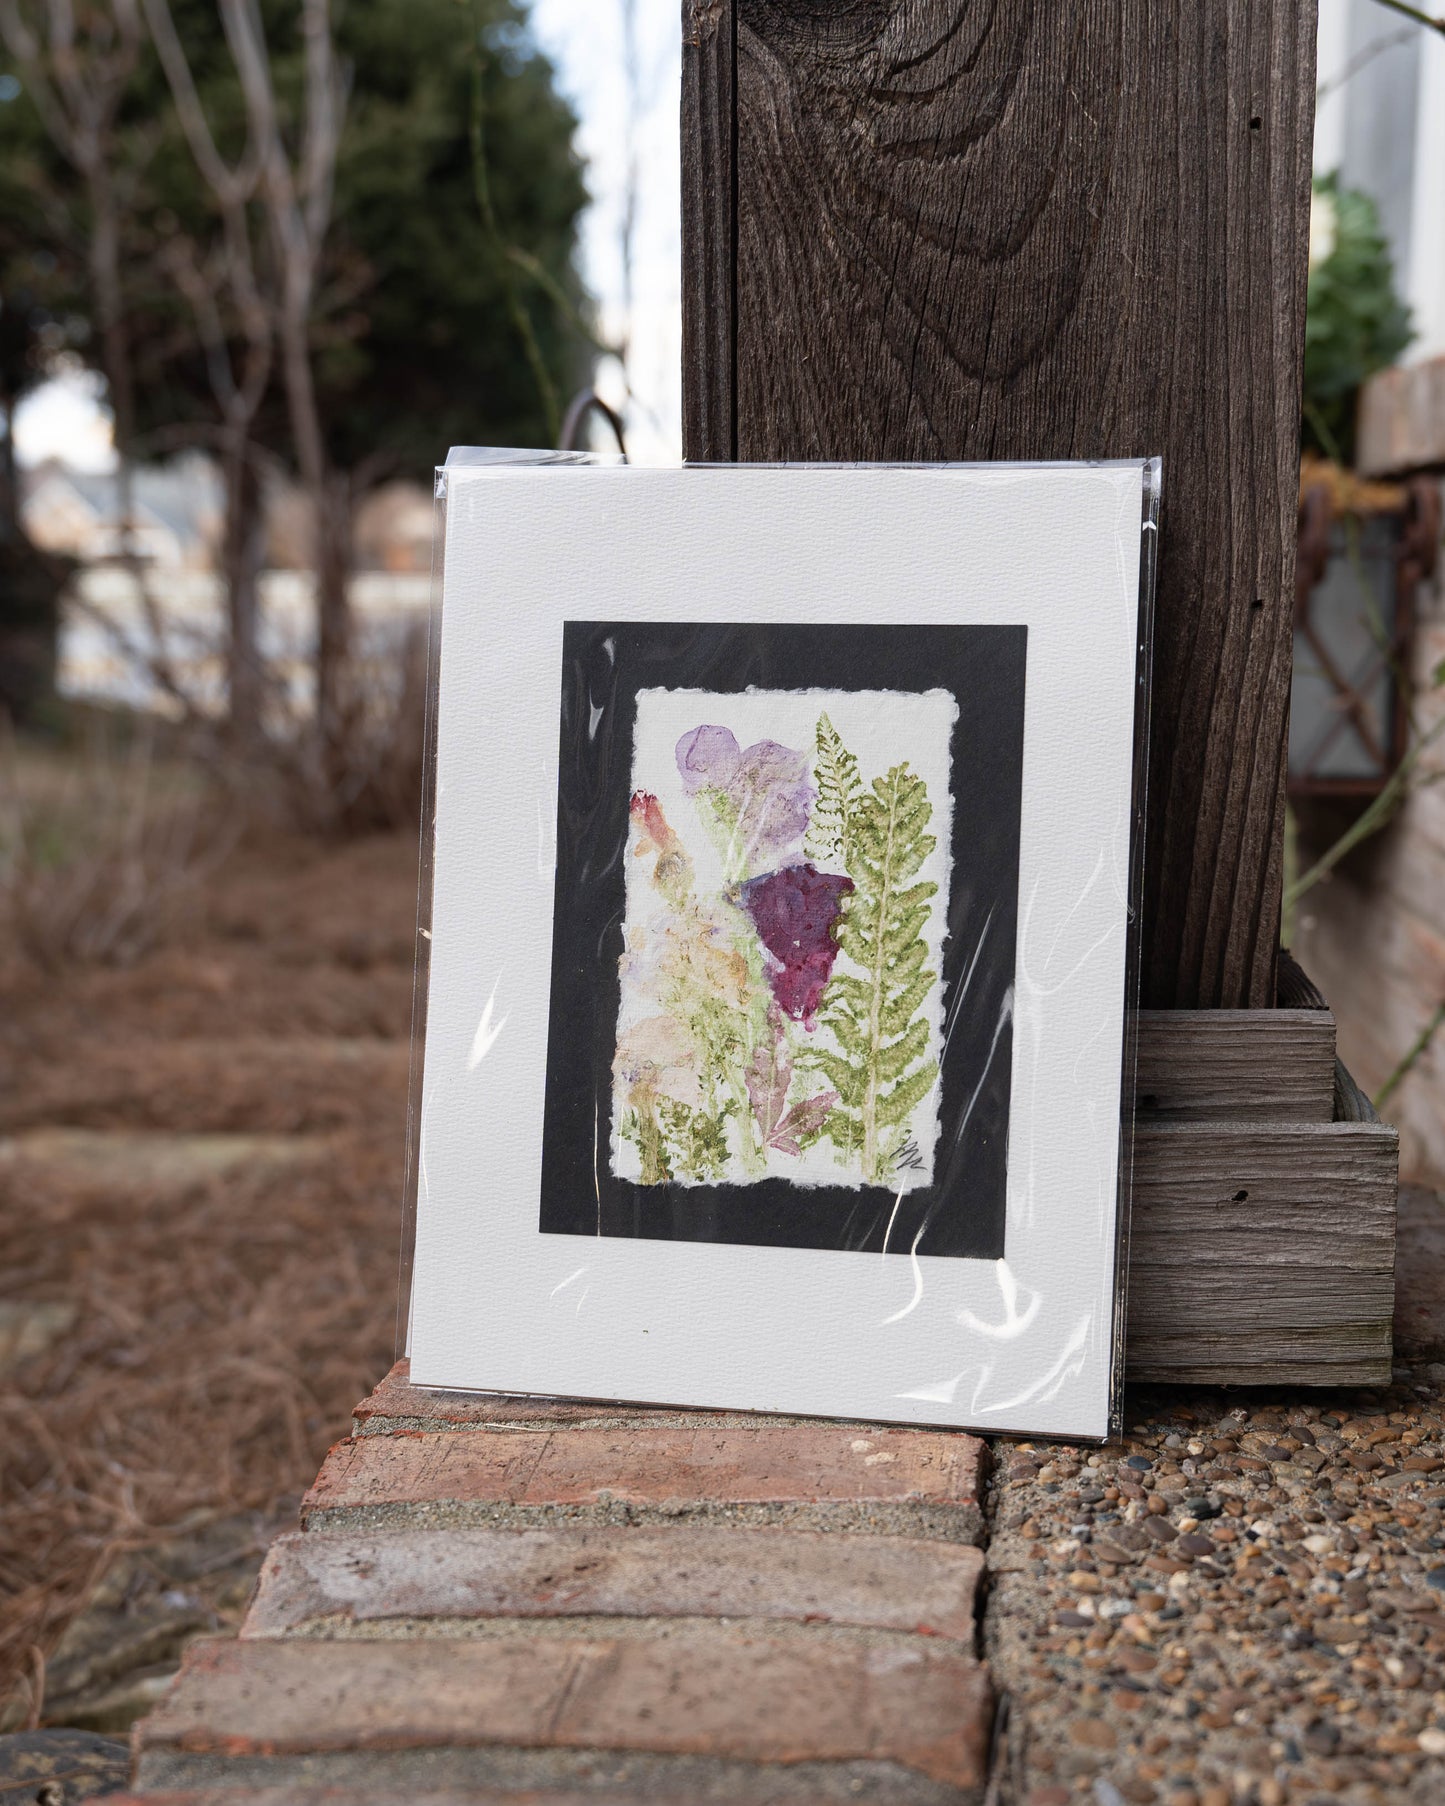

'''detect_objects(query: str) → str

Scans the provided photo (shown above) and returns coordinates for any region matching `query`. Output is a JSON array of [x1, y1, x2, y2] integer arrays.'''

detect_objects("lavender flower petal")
[[729, 739, 815, 869], [675, 724, 741, 794]]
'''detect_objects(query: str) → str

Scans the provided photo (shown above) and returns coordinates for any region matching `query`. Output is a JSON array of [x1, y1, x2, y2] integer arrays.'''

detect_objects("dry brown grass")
[[0, 786, 416, 1725], [248, 618, 431, 839], [0, 725, 234, 973], [0, 1139, 398, 1723]]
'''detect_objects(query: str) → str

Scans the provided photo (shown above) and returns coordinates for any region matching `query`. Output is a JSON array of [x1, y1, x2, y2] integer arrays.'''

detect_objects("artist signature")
[[893, 1138, 925, 1174]]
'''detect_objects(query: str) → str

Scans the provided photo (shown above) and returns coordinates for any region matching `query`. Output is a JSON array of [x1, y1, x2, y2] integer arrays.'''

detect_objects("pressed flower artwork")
[[613, 689, 954, 1191], [406, 459, 1156, 1438], [539, 621, 1028, 1260]]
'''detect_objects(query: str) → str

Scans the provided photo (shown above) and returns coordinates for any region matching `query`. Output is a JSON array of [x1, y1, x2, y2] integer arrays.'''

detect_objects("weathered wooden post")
[[682, 0, 1400, 1383]]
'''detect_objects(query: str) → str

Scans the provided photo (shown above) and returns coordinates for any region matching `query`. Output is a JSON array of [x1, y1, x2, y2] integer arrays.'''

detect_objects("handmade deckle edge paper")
[[613, 686, 956, 1193]]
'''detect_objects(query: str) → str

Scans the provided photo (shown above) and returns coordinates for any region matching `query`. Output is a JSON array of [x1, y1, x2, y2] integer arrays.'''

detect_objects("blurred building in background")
[[1294, 4, 1445, 1186], [1315, 0, 1445, 364], [24, 456, 223, 572]]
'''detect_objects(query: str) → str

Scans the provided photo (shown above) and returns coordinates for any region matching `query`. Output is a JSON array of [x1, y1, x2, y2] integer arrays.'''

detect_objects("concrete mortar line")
[[349, 1408, 959, 1437], [242, 1611, 982, 1652], [135, 1745, 975, 1805], [371, 1418, 895, 1439], [300, 1495, 987, 1544]]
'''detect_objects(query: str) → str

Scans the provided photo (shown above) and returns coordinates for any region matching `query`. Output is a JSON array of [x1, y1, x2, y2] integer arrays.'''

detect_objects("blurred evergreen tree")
[[0, 150, 84, 725], [0, 0, 590, 730], [117, 0, 592, 471]]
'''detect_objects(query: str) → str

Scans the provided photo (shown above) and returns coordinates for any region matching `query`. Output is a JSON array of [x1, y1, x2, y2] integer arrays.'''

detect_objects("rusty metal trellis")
[[1290, 475, 1441, 799]]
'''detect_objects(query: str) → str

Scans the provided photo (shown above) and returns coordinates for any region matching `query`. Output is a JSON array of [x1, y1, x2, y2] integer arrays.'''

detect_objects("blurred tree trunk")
[[0, 385, 18, 539], [218, 0, 345, 773], [143, 0, 275, 744], [222, 451, 265, 745], [316, 474, 351, 774], [0, 386, 65, 725]]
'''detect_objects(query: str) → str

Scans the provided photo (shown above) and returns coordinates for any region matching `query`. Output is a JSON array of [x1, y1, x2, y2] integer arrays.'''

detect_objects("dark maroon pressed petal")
[[738, 863, 854, 1024]]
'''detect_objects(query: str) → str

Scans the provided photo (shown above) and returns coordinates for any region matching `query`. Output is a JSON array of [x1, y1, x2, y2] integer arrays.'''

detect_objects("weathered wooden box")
[[1127, 1001, 1397, 1386]]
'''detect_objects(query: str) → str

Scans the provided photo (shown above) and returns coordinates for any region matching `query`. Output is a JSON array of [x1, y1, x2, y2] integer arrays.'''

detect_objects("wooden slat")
[[1135, 1009, 1335, 1123], [682, 0, 1318, 1010], [1357, 355, 1445, 478], [681, 0, 735, 462], [1125, 1119, 1397, 1385]]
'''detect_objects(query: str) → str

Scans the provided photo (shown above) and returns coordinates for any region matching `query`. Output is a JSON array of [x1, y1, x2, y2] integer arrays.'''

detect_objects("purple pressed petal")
[[728, 740, 815, 868], [675, 724, 741, 794], [738, 863, 854, 1025]]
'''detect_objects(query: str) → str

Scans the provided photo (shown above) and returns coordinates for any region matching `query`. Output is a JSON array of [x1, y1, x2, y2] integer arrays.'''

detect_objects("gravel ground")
[[986, 1363, 1445, 1806]]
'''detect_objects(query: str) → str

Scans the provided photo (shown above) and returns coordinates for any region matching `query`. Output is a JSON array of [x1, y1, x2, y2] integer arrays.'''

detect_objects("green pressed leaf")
[[884, 939, 929, 984], [890, 879, 939, 914], [820, 1103, 864, 1158], [622, 1100, 673, 1185], [802, 1046, 867, 1108], [823, 972, 872, 1011], [657, 1096, 734, 1182]]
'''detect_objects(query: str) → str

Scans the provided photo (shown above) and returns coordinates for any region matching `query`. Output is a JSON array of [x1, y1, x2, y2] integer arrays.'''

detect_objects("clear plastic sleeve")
[[399, 453, 1158, 1442]]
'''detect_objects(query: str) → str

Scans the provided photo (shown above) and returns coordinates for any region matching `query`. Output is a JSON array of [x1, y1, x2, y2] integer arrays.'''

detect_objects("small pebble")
[[993, 1374, 1445, 1797], [1302, 1720, 1339, 1756]]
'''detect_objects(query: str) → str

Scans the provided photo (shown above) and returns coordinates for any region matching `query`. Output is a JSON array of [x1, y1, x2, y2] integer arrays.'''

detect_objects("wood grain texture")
[[1135, 1009, 1335, 1123], [681, 0, 735, 461], [682, 0, 1318, 1008], [1126, 1119, 1397, 1384]]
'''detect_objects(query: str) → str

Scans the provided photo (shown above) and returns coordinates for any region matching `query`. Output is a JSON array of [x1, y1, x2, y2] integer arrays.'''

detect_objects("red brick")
[[304, 1425, 983, 1519], [243, 1523, 983, 1641], [353, 1361, 607, 1431], [136, 1632, 991, 1790], [104, 1795, 742, 1805]]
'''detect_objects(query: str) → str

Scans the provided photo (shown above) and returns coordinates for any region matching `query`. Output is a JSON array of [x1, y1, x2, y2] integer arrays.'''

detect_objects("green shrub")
[[1303, 173, 1413, 464]]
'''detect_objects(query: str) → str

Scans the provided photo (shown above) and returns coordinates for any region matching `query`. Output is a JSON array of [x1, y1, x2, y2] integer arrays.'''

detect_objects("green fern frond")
[[820, 1103, 864, 1159], [877, 1058, 939, 1129], [805, 712, 862, 865], [880, 966, 936, 1039], [874, 1016, 931, 1085], [814, 757, 941, 1183]]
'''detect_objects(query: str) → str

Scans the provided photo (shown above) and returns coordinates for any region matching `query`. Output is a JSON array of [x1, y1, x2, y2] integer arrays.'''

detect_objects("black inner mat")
[[538, 620, 1027, 1259]]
